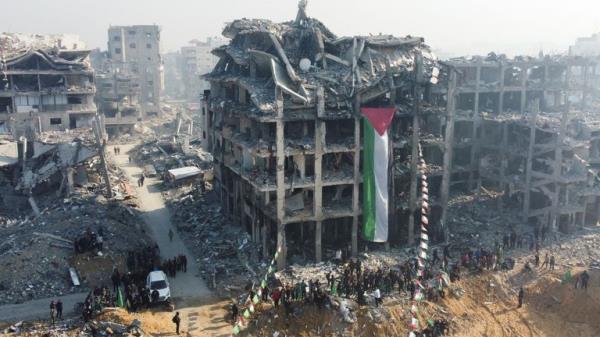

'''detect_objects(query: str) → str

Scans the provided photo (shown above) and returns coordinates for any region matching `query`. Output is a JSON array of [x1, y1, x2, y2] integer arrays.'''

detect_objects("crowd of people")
[[162, 254, 187, 277]]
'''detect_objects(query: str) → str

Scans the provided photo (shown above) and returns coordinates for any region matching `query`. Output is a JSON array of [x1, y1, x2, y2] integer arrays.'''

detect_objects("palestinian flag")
[[361, 107, 395, 242]]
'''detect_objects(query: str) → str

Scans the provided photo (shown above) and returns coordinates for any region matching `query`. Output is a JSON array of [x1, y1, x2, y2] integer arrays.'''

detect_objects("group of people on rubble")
[[74, 227, 104, 253], [81, 286, 114, 321], [162, 254, 187, 277]]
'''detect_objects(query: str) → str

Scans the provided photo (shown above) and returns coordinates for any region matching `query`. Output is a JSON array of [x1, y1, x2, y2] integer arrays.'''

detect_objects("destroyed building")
[[439, 54, 600, 233], [204, 4, 450, 268], [204, 4, 600, 269], [95, 62, 142, 136], [106, 25, 163, 117], [0, 33, 97, 134]]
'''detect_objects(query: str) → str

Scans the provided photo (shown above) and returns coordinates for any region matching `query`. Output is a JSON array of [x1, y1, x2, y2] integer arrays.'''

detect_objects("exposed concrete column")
[[550, 67, 571, 233], [520, 66, 529, 114], [468, 116, 481, 191], [582, 65, 589, 110], [523, 99, 539, 221], [275, 88, 286, 270], [262, 191, 269, 258], [497, 121, 508, 209], [351, 95, 361, 256], [474, 64, 481, 114], [407, 97, 420, 246], [498, 63, 505, 113], [440, 69, 457, 242], [314, 86, 325, 262]]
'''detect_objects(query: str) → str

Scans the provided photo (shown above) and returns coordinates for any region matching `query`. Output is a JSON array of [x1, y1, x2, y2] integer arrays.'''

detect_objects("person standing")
[[373, 288, 382, 307], [549, 255, 556, 270], [111, 268, 121, 293], [541, 253, 549, 269], [169, 229, 174, 242], [50, 300, 56, 324], [517, 287, 524, 308], [172, 312, 181, 335], [56, 299, 63, 320], [581, 270, 590, 289]]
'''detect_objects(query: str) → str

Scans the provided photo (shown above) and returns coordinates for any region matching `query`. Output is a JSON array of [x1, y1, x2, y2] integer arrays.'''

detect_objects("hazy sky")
[[4, 0, 600, 57]]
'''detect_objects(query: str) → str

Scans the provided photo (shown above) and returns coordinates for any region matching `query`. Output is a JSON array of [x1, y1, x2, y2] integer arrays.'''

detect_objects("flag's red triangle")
[[361, 107, 396, 136]]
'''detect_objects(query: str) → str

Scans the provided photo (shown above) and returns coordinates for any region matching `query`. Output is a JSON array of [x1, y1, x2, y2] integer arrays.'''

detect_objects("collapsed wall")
[[0, 33, 97, 134]]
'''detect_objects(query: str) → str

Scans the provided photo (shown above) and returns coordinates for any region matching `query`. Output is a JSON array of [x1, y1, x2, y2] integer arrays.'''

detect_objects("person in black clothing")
[[231, 303, 239, 322], [111, 268, 120, 293], [517, 287, 524, 308], [172, 312, 181, 335], [56, 299, 63, 320]]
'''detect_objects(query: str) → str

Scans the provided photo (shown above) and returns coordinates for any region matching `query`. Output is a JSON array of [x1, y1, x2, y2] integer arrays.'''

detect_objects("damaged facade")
[[95, 61, 142, 136], [439, 54, 600, 233], [0, 33, 97, 134], [206, 4, 600, 269], [106, 25, 163, 118], [204, 4, 448, 268]]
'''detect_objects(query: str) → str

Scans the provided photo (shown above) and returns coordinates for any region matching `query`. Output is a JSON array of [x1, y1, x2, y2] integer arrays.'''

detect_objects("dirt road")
[[115, 144, 230, 337]]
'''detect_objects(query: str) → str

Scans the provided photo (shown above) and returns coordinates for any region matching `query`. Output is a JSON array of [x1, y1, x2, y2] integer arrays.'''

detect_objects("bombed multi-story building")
[[0, 33, 97, 134], [205, 4, 600, 268], [437, 54, 600, 233], [94, 62, 142, 136], [204, 4, 453, 268], [106, 25, 163, 117]]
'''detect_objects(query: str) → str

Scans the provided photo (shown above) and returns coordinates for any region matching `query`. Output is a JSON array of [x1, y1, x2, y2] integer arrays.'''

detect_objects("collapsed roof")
[[1, 33, 91, 70], [204, 2, 440, 114]]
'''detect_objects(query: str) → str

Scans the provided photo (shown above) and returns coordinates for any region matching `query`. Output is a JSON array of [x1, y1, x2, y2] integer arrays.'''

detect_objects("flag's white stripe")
[[373, 130, 389, 242]]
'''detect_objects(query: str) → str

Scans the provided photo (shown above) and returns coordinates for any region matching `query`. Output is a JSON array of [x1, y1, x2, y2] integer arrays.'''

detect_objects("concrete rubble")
[[167, 186, 263, 290], [0, 195, 150, 305]]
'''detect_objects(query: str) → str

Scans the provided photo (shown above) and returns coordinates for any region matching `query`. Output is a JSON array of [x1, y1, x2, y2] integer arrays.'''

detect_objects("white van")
[[146, 270, 171, 302]]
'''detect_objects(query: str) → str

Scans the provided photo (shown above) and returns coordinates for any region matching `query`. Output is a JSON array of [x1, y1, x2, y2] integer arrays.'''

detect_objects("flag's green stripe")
[[362, 118, 376, 241]]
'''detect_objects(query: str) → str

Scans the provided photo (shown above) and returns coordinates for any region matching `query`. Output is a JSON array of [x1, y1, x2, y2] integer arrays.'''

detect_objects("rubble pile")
[[2, 317, 146, 337], [166, 187, 263, 290], [132, 139, 212, 179], [0, 196, 150, 305]]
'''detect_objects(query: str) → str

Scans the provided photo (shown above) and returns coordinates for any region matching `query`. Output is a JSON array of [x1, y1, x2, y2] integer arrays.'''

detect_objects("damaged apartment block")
[[0, 33, 97, 133], [95, 61, 142, 137], [437, 54, 600, 234], [204, 3, 452, 268]]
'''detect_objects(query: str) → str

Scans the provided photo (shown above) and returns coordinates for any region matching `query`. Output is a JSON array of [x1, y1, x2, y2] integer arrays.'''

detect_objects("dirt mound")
[[238, 268, 600, 337]]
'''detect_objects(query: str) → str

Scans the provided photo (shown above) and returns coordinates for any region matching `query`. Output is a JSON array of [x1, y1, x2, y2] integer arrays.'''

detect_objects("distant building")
[[163, 51, 185, 100], [571, 33, 600, 56], [0, 33, 96, 134], [180, 37, 227, 101], [106, 25, 163, 117]]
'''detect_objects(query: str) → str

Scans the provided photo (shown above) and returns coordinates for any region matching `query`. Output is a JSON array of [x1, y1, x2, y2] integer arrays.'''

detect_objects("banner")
[[361, 107, 395, 242]]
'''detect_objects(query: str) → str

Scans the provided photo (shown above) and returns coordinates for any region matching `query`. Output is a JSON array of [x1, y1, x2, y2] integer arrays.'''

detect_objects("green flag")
[[116, 286, 125, 308], [253, 294, 260, 304], [232, 325, 240, 335], [243, 309, 250, 318]]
